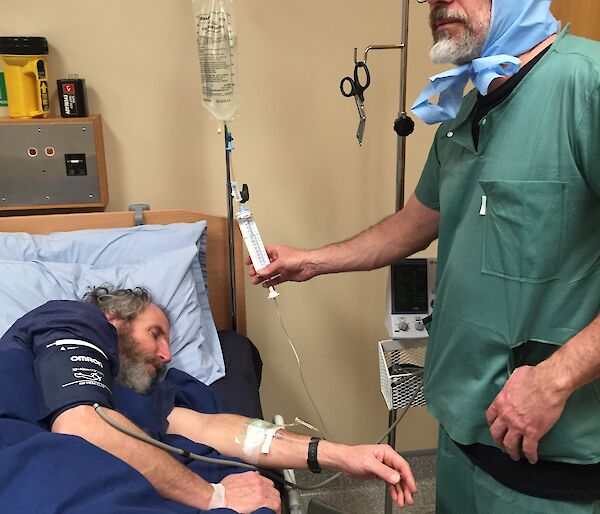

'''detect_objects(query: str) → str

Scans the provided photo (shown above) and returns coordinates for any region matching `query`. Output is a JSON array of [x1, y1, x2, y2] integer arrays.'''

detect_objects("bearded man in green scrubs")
[[247, 0, 600, 512]]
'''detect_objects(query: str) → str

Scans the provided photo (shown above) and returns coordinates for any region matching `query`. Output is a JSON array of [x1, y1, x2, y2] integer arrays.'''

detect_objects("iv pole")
[[351, 0, 414, 211], [388, 2, 414, 513], [393, 0, 415, 212], [224, 124, 238, 333], [351, 1, 415, 508]]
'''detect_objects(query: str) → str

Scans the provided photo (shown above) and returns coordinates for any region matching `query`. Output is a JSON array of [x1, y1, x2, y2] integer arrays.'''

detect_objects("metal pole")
[[396, 0, 411, 212], [386, 4, 412, 513], [224, 124, 238, 333], [385, 409, 399, 514]]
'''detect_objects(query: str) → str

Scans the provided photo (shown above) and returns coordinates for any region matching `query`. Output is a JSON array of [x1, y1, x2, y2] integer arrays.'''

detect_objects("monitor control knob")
[[414, 319, 425, 331], [398, 321, 409, 331]]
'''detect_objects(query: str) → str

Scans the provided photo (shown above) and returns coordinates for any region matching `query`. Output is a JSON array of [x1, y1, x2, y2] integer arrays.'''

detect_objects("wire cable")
[[377, 372, 423, 444], [94, 404, 255, 469], [93, 403, 314, 490], [269, 297, 425, 487], [94, 376, 422, 492], [272, 298, 424, 445], [95, 363, 422, 493], [297, 379, 425, 490]]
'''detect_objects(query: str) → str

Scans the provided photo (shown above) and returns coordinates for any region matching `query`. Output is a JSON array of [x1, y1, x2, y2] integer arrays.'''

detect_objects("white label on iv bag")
[[192, 0, 241, 122]]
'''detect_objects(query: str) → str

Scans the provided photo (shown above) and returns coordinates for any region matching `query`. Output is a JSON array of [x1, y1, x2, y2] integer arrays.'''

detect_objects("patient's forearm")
[[52, 405, 214, 510], [166, 407, 419, 502], [167, 408, 343, 470]]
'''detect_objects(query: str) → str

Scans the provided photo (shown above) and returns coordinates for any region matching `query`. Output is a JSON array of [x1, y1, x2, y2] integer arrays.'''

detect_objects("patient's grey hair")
[[83, 286, 169, 393], [83, 286, 160, 321]]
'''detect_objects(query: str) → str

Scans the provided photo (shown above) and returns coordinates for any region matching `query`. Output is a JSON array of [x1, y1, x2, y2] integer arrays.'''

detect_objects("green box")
[[0, 72, 7, 106]]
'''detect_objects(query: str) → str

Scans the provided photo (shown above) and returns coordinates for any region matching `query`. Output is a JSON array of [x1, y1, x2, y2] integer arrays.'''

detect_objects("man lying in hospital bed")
[[0, 285, 417, 513]]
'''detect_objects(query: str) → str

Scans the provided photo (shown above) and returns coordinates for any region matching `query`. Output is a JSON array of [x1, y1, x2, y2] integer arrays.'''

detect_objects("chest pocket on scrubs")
[[478, 180, 566, 283]]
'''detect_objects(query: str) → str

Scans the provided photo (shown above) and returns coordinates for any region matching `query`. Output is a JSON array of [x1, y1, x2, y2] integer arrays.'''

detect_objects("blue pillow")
[[0, 222, 223, 384], [0, 244, 225, 385], [0, 233, 36, 261], [34, 221, 209, 285]]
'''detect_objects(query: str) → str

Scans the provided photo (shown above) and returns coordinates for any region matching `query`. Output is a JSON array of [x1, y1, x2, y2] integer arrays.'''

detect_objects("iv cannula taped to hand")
[[192, 0, 241, 122], [232, 182, 279, 299]]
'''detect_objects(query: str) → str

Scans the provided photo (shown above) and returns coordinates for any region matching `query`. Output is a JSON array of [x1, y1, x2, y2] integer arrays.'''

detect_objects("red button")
[[28, 148, 37, 157], [45, 147, 55, 156]]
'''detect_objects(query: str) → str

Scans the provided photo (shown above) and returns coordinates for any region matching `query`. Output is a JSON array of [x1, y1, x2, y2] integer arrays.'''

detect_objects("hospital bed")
[[0, 209, 268, 513]]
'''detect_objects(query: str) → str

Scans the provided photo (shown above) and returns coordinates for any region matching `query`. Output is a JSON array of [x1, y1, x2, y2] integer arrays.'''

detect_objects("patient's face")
[[115, 304, 172, 393]]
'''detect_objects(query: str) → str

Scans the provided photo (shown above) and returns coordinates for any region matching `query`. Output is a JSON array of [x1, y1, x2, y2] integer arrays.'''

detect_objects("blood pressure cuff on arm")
[[35, 339, 115, 426], [14, 301, 121, 426]]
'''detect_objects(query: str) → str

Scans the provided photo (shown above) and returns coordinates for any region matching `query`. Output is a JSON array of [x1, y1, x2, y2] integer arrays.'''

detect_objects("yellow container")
[[0, 37, 49, 119]]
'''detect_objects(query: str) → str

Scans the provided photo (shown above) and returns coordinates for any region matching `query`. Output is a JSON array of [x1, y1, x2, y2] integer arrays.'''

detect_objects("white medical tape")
[[209, 483, 226, 509], [260, 426, 283, 455], [241, 419, 282, 464]]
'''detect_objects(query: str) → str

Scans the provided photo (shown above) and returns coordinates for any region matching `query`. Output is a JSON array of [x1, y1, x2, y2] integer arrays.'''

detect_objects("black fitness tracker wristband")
[[307, 436, 322, 474]]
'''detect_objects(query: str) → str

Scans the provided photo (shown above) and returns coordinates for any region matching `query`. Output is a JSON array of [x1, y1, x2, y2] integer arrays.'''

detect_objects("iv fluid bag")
[[192, 0, 241, 122]]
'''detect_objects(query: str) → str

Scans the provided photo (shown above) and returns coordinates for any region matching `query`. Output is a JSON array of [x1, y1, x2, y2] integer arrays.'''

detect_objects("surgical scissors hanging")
[[339, 61, 371, 145], [339, 7, 416, 211]]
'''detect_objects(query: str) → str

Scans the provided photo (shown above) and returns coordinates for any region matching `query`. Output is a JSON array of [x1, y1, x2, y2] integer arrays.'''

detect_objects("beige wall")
[[0, 0, 445, 449], [552, 0, 600, 41]]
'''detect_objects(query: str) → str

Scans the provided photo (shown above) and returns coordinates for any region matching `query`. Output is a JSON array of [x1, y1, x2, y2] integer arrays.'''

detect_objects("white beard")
[[430, 31, 483, 65], [429, 6, 491, 65], [116, 329, 163, 394], [117, 355, 155, 394]]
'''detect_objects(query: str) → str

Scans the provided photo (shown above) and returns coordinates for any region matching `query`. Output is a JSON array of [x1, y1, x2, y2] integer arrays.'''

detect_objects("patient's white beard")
[[430, 8, 491, 65], [116, 329, 164, 394], [117, 354, 155, 394]]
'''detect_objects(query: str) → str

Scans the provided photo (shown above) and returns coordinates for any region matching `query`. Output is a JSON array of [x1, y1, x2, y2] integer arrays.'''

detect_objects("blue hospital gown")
[[0, 300, 274, 514]]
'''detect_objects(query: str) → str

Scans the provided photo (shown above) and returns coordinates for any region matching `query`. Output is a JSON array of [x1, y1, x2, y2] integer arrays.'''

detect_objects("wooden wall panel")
[[552, 0, 600, 41]]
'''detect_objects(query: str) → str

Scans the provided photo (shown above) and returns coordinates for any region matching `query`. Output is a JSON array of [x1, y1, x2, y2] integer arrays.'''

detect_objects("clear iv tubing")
[[273, 297, 330, 439], [234, 200, 330, 436], [226, 202, 422, 488], [93, 378, 422, 491], [229, 161, 327, 434], [270, 282, 426, 446]]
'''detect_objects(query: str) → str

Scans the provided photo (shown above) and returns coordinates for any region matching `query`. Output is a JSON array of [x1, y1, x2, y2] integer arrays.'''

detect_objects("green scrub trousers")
[[436, 428, 600, 514]]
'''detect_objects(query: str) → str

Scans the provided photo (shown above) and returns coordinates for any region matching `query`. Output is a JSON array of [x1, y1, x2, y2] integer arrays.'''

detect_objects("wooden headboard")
[[0, 209, 246, 336]]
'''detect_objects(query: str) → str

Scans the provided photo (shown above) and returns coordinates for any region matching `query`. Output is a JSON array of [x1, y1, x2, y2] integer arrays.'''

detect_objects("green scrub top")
[[415, 29, 600, 464]]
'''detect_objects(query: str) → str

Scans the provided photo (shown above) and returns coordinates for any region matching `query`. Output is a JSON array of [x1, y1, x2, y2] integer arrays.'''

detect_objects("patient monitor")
[[385, 258, 436, 340]]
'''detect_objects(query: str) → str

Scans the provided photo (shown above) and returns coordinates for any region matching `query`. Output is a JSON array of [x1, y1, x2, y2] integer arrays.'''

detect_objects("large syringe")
[[231, 181, 279, 300]]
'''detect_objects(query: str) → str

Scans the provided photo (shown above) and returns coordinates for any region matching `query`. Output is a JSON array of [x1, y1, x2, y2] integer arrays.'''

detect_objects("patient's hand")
[[335, 444, 417, 508], [220, 471, 281, 514]]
